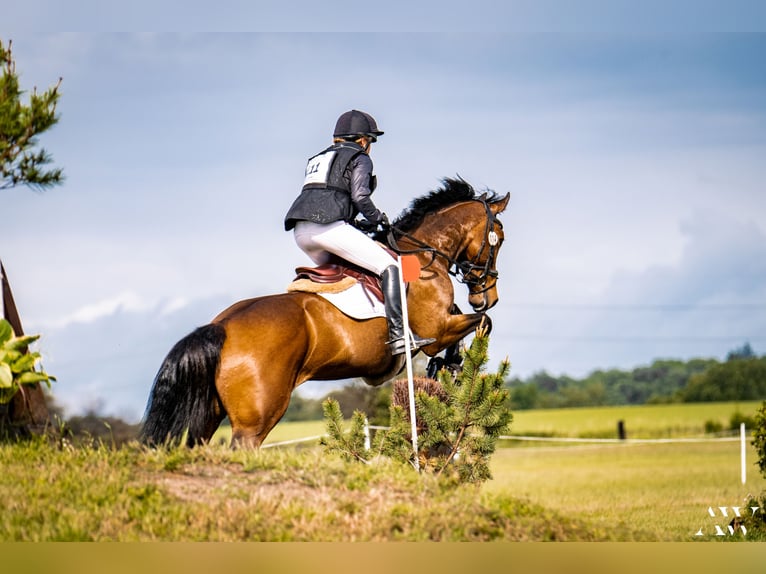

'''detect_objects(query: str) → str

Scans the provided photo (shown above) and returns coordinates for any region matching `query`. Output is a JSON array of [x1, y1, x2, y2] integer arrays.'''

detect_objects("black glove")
[[354, 219, 378, 233], [378, 213, 390, 230]]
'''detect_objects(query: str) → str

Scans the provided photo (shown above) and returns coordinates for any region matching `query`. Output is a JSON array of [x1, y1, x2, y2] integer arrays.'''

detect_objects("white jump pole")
[[363, 416, 371, 451], [398, 256, 419, 471], [0, 262, 5, 320], [741, 423, 747, 485]]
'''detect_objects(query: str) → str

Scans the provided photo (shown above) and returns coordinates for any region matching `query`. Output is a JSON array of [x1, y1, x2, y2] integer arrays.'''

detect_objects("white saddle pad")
[[288, 279, 386, 320]]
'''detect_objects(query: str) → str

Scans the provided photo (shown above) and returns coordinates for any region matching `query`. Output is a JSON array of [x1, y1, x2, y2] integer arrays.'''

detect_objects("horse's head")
[[459, 192, 510, 313], [388, 178, 510, 315]]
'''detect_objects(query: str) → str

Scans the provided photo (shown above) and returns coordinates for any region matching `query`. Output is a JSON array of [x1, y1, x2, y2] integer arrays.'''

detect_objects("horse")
[[140, 177, 510, 448]]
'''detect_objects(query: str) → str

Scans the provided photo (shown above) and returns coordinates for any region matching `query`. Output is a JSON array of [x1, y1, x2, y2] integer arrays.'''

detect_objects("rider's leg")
[[293, 221, 435, 355], [301, 220, 394, 274], [380, 264, 435, 355]]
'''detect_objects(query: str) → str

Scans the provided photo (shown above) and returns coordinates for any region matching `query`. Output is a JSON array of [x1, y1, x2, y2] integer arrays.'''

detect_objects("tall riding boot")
[[381, 265, 436, 355]]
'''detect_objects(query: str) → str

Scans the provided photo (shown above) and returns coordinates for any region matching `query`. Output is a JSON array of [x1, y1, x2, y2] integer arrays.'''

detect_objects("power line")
[[505, 303, 766, 311], [503, 334, 766, 343]]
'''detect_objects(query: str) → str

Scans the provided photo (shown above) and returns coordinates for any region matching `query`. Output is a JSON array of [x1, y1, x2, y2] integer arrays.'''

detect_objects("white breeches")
[[293, 220, 395, 276]]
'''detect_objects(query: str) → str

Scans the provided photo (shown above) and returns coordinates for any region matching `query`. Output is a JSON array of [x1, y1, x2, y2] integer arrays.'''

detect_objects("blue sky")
[[2, 30, 765, 421]]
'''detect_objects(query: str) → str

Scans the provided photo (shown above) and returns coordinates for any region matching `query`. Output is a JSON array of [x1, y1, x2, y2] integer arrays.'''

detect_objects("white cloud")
[[46, 291, 148, 328]]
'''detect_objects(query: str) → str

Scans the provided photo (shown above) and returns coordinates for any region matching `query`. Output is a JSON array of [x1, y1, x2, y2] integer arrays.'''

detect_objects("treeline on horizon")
[[505, 343, 766, 410], [46, 343, 765, 444], [283, 343, 766, 422]]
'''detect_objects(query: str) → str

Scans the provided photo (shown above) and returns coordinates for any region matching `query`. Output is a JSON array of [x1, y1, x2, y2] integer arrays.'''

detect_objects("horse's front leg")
[[422, 311, 488, 356]]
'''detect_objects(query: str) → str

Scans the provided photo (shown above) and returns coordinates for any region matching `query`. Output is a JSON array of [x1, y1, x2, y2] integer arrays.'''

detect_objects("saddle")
[[289, 262, 384, 303]]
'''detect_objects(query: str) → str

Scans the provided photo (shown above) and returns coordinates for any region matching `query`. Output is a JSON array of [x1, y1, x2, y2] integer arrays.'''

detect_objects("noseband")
[[454, 198, 502, 295], [386, 197, 502, 295]]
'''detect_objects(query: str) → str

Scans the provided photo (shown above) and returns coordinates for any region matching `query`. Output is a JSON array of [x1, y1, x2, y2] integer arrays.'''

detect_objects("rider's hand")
[[378, 213, 390, 230], [354, 219, 378, 233]]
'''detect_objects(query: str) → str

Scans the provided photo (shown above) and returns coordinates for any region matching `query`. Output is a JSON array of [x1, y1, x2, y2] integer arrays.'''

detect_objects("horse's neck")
[[410, 217, 470, 263]]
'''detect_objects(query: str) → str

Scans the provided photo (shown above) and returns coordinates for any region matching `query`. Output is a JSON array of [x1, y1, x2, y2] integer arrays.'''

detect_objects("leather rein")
[[385, 197, 502, 295]]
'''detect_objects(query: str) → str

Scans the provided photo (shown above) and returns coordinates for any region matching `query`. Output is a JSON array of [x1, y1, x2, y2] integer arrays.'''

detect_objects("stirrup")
[[388, 334, 436, 355]]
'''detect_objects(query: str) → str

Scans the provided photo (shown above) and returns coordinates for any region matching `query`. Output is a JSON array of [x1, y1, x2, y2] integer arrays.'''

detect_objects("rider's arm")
[[348, 154, 385, 224]]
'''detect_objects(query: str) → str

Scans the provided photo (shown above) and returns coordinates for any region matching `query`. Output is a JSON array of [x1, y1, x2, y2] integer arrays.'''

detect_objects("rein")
[[385, 197, 501, 294]]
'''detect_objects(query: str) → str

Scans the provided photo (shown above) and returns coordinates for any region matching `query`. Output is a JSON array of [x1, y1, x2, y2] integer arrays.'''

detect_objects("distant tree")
[[727, 342, 756, 361], [282, 393, 323, 422], [504, 357, 719, 409], [508, 381, 538, 410], [681, 357, 766, 402], [1, 38, 63, 190], [325, 380, 392, 424]]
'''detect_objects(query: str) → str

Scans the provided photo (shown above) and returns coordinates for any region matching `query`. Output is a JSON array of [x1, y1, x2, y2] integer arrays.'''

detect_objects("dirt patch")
[[150, 463, 347, 510]]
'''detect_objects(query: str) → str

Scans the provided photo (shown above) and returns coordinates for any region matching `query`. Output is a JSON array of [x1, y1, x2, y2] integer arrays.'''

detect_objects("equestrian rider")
[[284, 110, 435, 356]]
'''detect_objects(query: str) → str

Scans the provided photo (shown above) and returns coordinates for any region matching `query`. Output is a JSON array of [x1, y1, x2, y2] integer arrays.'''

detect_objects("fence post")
[[363, 416, 371, 451], [741, 423, 747, 485]]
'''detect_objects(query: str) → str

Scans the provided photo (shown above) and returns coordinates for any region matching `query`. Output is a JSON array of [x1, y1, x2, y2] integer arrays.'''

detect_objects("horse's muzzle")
[[469, 292, 498, 313]]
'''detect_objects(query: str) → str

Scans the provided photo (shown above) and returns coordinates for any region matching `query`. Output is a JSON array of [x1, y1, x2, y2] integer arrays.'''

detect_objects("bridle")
[[386, 197, 503, 296]]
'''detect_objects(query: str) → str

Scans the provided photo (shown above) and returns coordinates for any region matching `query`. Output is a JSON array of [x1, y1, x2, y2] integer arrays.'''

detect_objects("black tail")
[[140, 323, 227, 447]]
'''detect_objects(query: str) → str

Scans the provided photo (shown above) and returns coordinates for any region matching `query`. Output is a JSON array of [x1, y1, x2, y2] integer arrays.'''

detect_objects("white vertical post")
[[363, 416, 371, 451], [0, 264, 5, 319], [398, 256, 419, 471], [741, 423, 747, 485]]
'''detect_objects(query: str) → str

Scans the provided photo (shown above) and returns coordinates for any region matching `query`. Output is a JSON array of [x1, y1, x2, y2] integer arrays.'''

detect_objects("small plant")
[[703, 419, 723, 434], [730, 410, 755, 431], [320, 399, 370, 463], [753, 401, 766, 479], [0, 319, 55, 404], [742, 402, 766, 539], [322, 328, 513, 485]]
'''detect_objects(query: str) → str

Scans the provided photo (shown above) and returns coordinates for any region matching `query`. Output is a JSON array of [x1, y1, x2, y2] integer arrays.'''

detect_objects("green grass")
[[241, 400, 766, 541], [2, 401, 763, 541], [212, 420, 326, 446], [484, 440, 766, 540], [213, 401, 762, 445], [0, 439, 603, 541], [507, 401, 763, 439]]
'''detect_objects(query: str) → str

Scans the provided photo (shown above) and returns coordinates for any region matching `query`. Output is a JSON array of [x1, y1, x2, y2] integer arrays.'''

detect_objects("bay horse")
[[140, 178, 510, 448]]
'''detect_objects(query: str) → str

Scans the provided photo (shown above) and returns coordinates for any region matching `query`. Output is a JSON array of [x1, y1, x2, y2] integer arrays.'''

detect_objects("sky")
[[1, 26, 765, 422]]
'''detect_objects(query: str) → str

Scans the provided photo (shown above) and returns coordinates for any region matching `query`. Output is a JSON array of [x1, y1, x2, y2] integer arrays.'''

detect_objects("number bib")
[[303, 150, 337, 187]]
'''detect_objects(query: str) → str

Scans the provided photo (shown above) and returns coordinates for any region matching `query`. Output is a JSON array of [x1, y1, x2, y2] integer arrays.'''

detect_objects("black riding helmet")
[[333, 110, 384, 142]]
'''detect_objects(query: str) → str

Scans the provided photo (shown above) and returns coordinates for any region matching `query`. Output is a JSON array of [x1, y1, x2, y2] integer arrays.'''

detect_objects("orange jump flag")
[[400, 255, 421, 283]]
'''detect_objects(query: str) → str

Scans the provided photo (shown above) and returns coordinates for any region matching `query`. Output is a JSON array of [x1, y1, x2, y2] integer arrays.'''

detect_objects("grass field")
[[1, 401, 764, 541], [506, 401, 764, 439], [221, 400, 766, 540], [213, 400, 764, 444], [485, 440, 766, 540]]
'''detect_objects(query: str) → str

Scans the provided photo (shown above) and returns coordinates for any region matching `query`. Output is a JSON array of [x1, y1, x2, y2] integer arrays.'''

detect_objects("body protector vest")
[[302, 143, 361, 193], [284, 142, 368, 230]]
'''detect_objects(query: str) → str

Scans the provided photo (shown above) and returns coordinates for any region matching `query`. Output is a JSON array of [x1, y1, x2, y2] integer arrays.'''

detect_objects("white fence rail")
[[262, 426, 745, 447], [262, 423, 751, 484]]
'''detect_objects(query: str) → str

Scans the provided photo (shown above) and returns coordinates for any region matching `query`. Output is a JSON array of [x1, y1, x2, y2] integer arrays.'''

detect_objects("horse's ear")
[[490, 192, 511, 214]]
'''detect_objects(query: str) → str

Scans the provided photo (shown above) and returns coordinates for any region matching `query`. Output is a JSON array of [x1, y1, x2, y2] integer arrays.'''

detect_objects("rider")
[[284, 109, 435, 356]]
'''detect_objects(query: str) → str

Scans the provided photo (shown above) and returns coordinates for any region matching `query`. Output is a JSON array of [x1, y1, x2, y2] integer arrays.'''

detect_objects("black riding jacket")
[[284, 141, 384, 231]]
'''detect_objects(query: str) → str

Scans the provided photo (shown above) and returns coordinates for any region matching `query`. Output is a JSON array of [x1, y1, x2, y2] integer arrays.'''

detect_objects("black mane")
[[391, 177, 499, 233]]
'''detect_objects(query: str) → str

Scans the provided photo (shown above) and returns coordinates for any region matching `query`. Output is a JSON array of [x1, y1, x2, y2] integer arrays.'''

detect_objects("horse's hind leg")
[[230, 394, 292, 449], [216, 361, 296, 449]]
